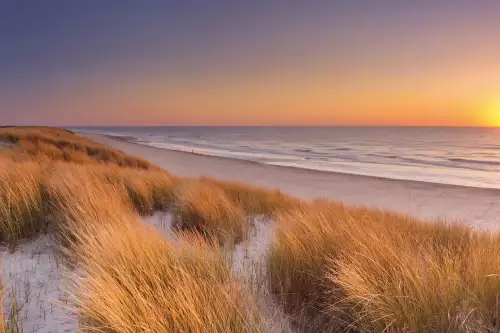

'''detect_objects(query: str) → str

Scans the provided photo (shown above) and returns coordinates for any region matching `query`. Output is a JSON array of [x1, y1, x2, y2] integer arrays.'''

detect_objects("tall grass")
[[0, 127, 156, 170], [102, 167, 176, 214], [0, 127, 297, 246], [267, 203, 500, 332], [39, 161, 265, 332], [200, 177, 300, 216], [172, 180, 249, 244], [0, 161, 45, 246], [3, 127, 500, 332], [43, 164, 135, 244], [0, 160, 175, 245], [64, 213, 264, 332]]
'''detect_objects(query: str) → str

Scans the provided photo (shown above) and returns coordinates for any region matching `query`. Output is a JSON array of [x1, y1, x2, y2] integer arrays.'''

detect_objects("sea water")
[[73, 126, 500, 189]]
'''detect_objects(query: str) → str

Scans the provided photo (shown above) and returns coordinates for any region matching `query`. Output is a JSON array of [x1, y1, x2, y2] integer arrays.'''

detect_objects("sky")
[[1, 1, 500, 126]]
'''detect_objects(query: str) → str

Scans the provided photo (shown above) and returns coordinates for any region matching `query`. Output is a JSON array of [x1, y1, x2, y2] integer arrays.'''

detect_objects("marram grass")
[[1, 127, 500, 333]]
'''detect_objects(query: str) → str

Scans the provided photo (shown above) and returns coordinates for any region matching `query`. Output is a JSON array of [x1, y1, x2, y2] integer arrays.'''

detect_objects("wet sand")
[[85, 133, 500, 230]]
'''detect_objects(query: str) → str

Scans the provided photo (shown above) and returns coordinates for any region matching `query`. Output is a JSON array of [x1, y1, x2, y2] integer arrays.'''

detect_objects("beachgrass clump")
[[172, 180, 248, 244], [102, 167, 177, 214], [330, 229, 500, 333], [0, 127, 157, 170], [267, 204, 356, 330], [71, 218, 264, 333], [268, 202, 500, 332], [0, 161, 46, 246], [201, 177, 300, 216], [43, 163, 137, 248], [0, 158, 175, 245]]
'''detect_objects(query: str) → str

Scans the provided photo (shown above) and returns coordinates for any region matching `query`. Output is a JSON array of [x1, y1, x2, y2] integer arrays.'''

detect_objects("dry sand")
[[1, 236, 77, 333], [86, 133, 500, 230]]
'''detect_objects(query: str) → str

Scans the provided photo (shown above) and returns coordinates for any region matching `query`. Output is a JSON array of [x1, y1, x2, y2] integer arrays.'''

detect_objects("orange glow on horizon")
[[2, 2, 500, 127], [4, 50, 499, 127], [486, 102, 500, 127]]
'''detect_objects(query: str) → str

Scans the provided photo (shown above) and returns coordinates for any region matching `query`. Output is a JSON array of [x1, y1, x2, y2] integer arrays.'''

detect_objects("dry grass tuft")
[[0, 161, 46, 246], [102, 167, 177, 214], [70, 217, 263, 333], [173, 180, 248, 244], [268, 203, 500, 333], [200, 177, 300, 216], [0, 127, 157, 170], [43, 163, 137, 246]]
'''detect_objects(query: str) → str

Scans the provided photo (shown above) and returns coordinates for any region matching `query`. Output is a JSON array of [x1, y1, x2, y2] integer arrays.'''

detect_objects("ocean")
[[73, 126, 500, 189]]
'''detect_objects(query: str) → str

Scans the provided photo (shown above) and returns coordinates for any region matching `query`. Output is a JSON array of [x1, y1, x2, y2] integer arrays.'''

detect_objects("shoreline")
[[96, 133, 500, 192], [85, 133, 500, 230], [100, 133, 500, 193]]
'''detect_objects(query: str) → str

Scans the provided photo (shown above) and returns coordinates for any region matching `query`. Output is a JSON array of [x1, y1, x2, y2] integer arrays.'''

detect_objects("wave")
[[304, 157, 329, 161], [448, 158, 500, 166], [366, 153, 399, 159], [127, 136, 500, 172], [477, 145, 500, 150], [294, 148, 314, 153], [72, 126, 500, 189], [295, 147, 351, 153]]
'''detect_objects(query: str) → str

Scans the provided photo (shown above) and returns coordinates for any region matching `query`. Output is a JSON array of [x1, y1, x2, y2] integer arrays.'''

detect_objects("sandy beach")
[[86, 133, 500, 230]]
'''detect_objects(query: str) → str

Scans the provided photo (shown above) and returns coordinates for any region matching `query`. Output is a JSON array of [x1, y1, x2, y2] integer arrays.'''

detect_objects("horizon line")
[[2, 124, 498, 129]]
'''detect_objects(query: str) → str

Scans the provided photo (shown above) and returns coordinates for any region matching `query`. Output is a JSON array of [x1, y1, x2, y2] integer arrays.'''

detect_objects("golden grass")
[[0, 161, 45, 246], [102, 167, 177, 214], [69, 219, 264, 333], [0, 274, 22, 333], [2, 127, 500, 332], [43, 164, 135, 244], [172, 180, 249, 244], [32, 157, 265, 332], [0, 127, 156, 170], [0, 160, 175, 245], [267, 203, 500, 332], [0, 127, 295, 246], [200, 177, 300, 216]]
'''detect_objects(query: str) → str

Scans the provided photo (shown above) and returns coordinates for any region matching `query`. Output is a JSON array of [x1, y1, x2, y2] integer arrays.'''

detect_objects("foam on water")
[[73, 126, 500, 189]]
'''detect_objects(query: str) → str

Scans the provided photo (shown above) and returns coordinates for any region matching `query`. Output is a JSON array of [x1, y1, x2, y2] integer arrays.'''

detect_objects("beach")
[[86, 133, 500, 230], [3, 126, 500, 332]]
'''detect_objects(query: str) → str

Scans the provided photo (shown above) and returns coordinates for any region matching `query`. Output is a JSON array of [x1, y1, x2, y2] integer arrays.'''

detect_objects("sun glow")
[[486, 101, 500, 127]]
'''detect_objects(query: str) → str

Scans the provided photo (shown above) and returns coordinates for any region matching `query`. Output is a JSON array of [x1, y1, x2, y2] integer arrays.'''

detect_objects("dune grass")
[[102, 167, 177, 214], [17, 157, 266, 332], [172, 180, 249, 244], [0, 127, 156, 170], [0, 161, 46, 246], [68, 218, 264, 333], [43, 164, 136, 246], [2, 127, 500, 332], [267, 203, 500, 332], [0, 275, 23, 333], [0, 127, 296, 246], [199, 177, 300, 216]]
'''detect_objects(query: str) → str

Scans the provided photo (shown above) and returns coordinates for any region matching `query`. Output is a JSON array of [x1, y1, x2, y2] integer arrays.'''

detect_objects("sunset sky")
[[1, 1, 500, 126]]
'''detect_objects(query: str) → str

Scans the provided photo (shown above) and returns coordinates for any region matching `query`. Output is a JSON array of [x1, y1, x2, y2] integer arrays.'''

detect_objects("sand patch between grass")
[[143, 212, 296, 333], [1, 235, 77, 333]]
